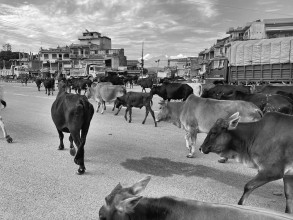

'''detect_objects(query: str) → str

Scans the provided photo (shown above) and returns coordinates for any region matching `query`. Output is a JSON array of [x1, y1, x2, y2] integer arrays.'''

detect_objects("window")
[[52, 54, 57, 58], [44, 54, 49, 59], [64, 54, 69, 58]]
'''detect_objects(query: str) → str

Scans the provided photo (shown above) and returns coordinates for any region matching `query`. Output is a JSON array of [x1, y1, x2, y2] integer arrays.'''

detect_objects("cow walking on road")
[[85, 83, 126, 114], [114, 92, 157, 126], [51, 81, 94, 174], [43, 78, 55, 96], [156, 94, 262, 158], [200, 112, 293, 214]]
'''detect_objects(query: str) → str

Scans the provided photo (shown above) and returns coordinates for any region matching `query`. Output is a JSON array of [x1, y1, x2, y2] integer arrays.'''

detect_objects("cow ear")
[[129, 176, 151, 195], [228, 112, 240, 130], [115, 196, 143, 213]]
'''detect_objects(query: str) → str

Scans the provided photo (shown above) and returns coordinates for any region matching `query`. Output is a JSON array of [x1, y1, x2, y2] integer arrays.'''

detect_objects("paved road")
[[0, 82, 286, 219]]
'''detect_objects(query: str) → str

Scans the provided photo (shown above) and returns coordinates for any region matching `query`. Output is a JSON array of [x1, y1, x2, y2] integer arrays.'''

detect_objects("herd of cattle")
[[2, 75, 293, 219]]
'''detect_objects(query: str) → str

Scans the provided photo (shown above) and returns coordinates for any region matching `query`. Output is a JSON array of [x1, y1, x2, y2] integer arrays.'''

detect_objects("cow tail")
[[0, 99, 6, 108], [256, 109, 263, 118], [150, 99, 153, 106], [199, 84, 203, 97]]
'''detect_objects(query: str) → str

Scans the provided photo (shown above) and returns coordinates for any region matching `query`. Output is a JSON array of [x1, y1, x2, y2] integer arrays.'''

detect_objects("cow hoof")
[[76, 168, 86, 175], [70, 147, 76, 156], [6, 135, 12, 143], [218, 157, 228, 163], [186, 154, 195, 158], [58, 145, 64, 150]]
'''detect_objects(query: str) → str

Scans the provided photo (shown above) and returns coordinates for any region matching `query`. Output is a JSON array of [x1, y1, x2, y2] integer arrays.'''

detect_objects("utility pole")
[[141, 41, 144, 76]]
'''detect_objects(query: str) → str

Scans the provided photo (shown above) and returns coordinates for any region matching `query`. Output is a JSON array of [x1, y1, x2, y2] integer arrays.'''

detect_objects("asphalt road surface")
[[0, 81, 287, 219]]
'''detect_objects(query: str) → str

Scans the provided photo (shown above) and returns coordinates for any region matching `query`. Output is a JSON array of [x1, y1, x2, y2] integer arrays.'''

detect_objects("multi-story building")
[[167, 57, 202, 78], [38, 46, 71, 75], [227, 18, 293, 41], [70, 31, 126, 71]]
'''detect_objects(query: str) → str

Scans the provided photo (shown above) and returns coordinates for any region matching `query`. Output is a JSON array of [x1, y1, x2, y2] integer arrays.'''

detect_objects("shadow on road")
[[121, 157, 283, 195]]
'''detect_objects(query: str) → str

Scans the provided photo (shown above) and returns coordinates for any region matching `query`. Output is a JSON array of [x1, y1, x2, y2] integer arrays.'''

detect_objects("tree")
[[2, 43, 12, 52]]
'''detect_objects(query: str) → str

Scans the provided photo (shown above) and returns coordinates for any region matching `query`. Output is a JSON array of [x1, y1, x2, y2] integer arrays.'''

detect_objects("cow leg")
[[142, 107, 149, 124], [147, 106, 157, 127], [57, 129, 64, 150], [70, 130, 85, 174], [185, 128, 197, 158], [238, 171, 282, 205], [283, 175, 293, 213], [0, 116, 12, 143], [115, 106, 122, 115], [128, 107, 132, 123], [124, 107, 129, 121], [69, 134, 76, 156], [96, 102, 101, 113], [101, 101, 106, 114]]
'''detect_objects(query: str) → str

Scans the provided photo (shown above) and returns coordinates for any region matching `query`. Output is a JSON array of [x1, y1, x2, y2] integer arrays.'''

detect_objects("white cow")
[[85, 83, 126, 114], [0, 87, 12, 143], [187, 83, 203, 96]]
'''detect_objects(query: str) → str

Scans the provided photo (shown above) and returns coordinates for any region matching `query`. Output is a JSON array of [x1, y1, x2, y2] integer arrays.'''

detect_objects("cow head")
[[156, 100, 170, 122], [99, 176, 151, 220], [199, 112, 240, 155], [150, 85, 159, 95]]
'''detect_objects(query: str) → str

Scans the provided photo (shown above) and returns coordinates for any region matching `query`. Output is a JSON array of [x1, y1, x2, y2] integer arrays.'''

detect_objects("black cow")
[[254, 85, 293, 95], [43, 78, 55, 96], [221, 91, 293, 115], [114, 92, 157, 126], [35, 78, 43, 91], [201, 84, 251, 99], [150, 82, 193, 101], [99, 176, 291, 220], [51, 81, 94, 174], [100, 75, 124, 85], [137, 77, 154, 92], [200, 112, 293, 213]]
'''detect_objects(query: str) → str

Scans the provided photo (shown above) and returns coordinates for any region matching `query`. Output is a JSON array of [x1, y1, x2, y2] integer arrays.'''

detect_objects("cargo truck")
[[204, 37, 293, 84]]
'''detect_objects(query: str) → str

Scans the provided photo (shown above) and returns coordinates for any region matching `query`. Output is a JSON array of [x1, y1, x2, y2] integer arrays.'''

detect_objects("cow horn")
[[158, 100, 166, 105]]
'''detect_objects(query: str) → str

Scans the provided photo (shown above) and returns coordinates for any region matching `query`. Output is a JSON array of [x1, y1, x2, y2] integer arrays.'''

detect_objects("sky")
[[0, 0, 293, 66]]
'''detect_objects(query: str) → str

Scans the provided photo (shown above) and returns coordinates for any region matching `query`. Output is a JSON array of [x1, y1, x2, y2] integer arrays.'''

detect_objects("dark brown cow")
[[99, 176, 291, 220], [51, 81, 94, 174], [156, 94, 262, 158], [43, 78, 55, 96], [254, 85, 293, 95], [114, 92, 157, 126], [201, 84, 251, 99], [200, 112, 293, 213]]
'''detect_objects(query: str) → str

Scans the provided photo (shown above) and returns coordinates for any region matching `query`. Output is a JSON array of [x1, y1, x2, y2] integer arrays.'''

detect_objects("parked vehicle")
[[204, 37, 293, 84]]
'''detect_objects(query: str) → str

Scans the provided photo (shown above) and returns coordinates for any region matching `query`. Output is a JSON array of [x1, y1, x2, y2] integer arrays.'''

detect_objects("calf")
[[85, 83, 126, 114], [200, 112, 293, 213], [51, 81, 94, 174], [156, 94, 262, 158], [0, 99, 13, 143], [99, 176, 291, 220], [114, 92, 157, 127], [151, 82, 193, 101]]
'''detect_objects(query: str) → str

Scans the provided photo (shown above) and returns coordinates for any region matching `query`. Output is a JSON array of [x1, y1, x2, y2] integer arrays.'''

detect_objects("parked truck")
[[204, 37, 293, 84]]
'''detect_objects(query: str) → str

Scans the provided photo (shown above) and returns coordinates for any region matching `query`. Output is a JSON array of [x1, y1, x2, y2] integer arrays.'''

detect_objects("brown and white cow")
[[200, 112, 293, 214], [85, 83, 126, 114], [99, 176, 291, 220], [156, 94, 262, 158]]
